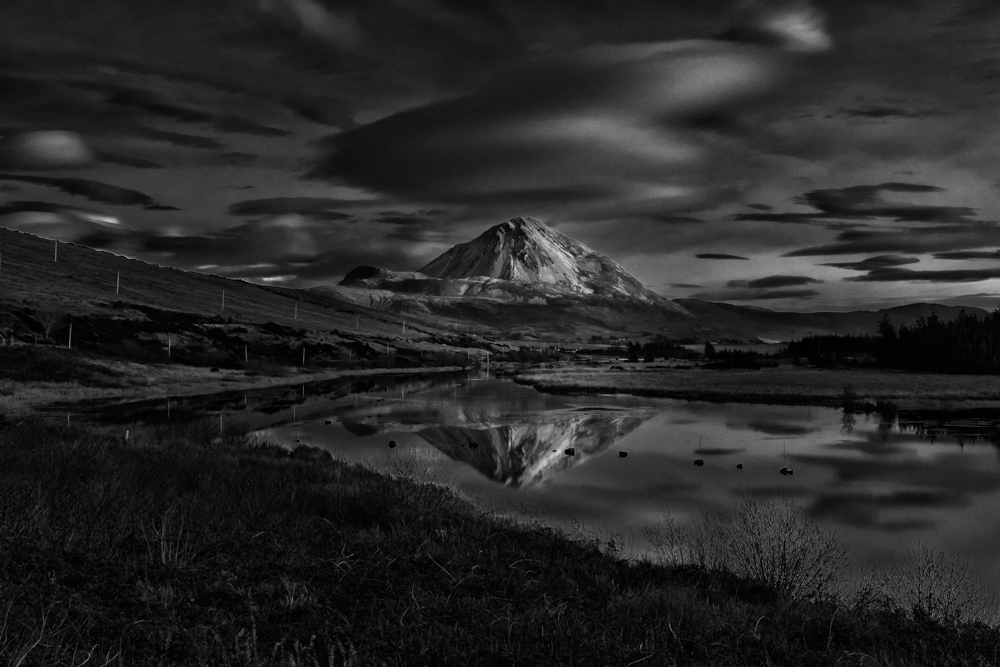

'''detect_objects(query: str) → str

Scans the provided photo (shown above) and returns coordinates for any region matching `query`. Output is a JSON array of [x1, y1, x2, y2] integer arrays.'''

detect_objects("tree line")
[[786, 308, 1000, 374]]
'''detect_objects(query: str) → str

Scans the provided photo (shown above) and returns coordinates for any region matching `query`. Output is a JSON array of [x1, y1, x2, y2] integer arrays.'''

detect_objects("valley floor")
[[0, 351, 462, 415], [514, 362, 1000, 410]]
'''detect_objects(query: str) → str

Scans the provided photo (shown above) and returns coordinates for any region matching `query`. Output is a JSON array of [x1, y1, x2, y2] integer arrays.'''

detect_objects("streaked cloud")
[[309, 9, 831, 219], [728, 275, 822, 289], [0, 174, 174, 209], [696, 253, 749, 260], [824, 255, 920, 271]]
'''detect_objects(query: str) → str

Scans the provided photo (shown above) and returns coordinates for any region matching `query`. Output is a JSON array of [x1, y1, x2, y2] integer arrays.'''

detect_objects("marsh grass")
[[2, 418, 999, 666]]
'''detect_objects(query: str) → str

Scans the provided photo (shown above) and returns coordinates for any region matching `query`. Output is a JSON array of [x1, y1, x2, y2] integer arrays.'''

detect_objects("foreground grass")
[[516, 363, 1000, 409], [1, 420, 999, 666]]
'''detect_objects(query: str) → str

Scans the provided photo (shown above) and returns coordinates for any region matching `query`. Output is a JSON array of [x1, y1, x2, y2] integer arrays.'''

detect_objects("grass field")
[[515, 363, 1000, 409], [0, 346, 461, 415], [1, 417, 998, 666]]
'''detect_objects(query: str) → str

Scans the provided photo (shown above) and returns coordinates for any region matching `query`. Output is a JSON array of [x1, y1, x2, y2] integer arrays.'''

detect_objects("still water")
[[55, 371, 1000, 593]]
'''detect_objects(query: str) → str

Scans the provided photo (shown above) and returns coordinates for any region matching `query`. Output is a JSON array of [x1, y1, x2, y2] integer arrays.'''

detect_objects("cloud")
[[845, 267, 1000, 283], [690, 288, 820, 302], [228, 197, 356, 221], [670, 282, 702, 289], [933, 249, 1000, 260], [695, 253, 750, 260], [734, 182, 978, 225], [88, 82, 290, 138], [256, 0, 363, 51], [0, 174, 173, 209], [0, 201, 118, 220], [374, 209, 445, 225], [0, 131, 96, 170], [123, 215, 423, 284], [785, 224, 1000, 257], [127, 127, 226, 149], [308, 28, 829, 217], [727, 274, 822, 289], [824, 254, 920, 270], [0, 207, 129, 247], [97, 152, 165, 169], [838, 106, 936, 119]]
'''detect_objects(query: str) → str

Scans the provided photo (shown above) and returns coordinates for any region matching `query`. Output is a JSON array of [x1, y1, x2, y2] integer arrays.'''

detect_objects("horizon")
[[2, 1, 1000, 312]]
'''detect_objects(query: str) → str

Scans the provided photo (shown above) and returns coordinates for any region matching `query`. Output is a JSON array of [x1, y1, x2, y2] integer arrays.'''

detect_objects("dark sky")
[[3, 0, 1000, 310]]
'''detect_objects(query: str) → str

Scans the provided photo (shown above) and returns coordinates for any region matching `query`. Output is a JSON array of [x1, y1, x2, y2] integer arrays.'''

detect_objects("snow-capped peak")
[[418, 217, 665, 302]]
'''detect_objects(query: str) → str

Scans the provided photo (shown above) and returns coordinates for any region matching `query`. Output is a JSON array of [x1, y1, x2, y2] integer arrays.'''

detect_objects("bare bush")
[[882, 543, 998, 625], [34, 306, 67, 340], [645, 495, 848, 601]]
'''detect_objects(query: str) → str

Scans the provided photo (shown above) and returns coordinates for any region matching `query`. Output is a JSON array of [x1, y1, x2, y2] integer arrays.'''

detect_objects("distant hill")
[[676, 299, 990, 341]]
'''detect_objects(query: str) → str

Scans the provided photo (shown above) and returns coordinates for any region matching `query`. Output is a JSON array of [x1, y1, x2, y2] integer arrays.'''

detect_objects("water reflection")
[[331, 380, 653, 486], [46, 375, 1000, 594]]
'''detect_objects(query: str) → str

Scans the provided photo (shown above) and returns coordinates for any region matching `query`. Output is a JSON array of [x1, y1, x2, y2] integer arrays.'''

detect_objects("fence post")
[[116, 271, 120, 295], [67, 321, 72, 349]]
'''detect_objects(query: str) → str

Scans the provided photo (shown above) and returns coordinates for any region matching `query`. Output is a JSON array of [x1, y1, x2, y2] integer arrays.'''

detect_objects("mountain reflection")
[[336, 388, 652, 486], [418, 414, 649, 486]]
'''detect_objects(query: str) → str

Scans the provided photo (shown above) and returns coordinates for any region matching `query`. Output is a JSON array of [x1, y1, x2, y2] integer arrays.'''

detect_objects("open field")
[[515, 363, 1000, 409], [0, 349, 461, 415], [1, 417, 998, 666]]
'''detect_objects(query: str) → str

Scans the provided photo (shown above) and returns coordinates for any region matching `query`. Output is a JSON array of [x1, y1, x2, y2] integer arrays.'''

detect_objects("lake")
[[54, 371, 1000, 599]]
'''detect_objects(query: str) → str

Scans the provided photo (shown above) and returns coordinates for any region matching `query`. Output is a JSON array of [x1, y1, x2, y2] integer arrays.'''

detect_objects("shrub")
[[646, 495, 848, 601], [882, 544, 996, 625]]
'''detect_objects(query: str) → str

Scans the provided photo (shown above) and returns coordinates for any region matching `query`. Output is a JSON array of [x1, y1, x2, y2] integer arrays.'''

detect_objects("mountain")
[[418, 217, 665, 303], [318, 217, 698, 338], [318, 217, 992, 342]]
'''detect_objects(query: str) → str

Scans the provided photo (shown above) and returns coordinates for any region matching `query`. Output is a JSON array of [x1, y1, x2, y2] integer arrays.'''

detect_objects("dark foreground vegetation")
[[2, 419, 999, 666]]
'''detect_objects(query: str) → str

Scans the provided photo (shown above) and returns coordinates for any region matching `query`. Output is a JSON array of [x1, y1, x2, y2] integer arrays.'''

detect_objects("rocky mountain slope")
[[318, 217, 697, 338], [418, 217, 667, 303]]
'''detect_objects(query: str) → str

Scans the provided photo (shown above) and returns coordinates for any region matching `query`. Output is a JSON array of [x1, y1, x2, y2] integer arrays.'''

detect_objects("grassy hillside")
[[1, 417, 997, 666], [0, 227, 444, 339], [0, 229, 499, 402]]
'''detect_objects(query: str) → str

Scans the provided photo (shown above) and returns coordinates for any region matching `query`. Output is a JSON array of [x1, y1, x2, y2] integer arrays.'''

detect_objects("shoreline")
[[1, 362, 464, 415], [513, 364, 1000, 411]]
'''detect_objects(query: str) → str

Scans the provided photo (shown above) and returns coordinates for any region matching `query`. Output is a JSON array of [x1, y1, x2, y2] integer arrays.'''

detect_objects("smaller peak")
[[503, 217, 546, 232]]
